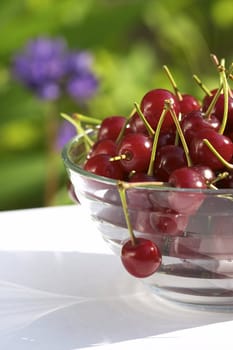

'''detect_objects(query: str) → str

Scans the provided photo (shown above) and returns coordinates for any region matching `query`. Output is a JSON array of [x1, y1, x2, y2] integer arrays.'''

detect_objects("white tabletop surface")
[[1, 204, 233, 349]]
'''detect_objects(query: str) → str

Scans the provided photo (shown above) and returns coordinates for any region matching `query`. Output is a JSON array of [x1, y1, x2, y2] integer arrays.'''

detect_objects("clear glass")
[[62, 130, 233, 310]]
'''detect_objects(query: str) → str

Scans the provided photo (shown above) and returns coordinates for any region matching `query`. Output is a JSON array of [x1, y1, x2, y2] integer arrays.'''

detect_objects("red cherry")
[[150, 208, 189, 236], [180, 110, 220, 145], [154, 144, 188, 181], [97, 116, 126, 141], [168, 167, 207, 214], [179, 93, 201, 115], [202, 89, 233, 133], [84, 154, 125, 180], [140, 88, 180, 132], [190, 165, 216, 183], [121, 237, 161, 278], [126, 111, 148, 135], [89, 139, 117, 157], [189, 128, 233, 171], [117, 133, 152, 173]]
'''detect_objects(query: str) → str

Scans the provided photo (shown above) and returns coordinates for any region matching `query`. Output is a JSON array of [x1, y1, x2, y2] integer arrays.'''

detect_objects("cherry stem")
[[60, 112, 94, 149], [134, 102, 155, 136], [204, 83, 223, 119], [165, 101, 192, 167], [208, 54, 231, 134], [210, 171, 229, 185], [163, 65, 183, 101], [110, 154, 127, 162], [72, 113, 101, 125], [192, 74, 212, 97], [147, 99, 192, 175], [117, 181, 136, 246], [203, 139, 233, 170], [214, 61, 229, 135], [115, 119, 130, 145], [147, 105, 169, 176]]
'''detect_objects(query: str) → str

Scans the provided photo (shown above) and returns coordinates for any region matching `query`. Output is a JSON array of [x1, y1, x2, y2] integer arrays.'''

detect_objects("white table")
[[1, 204, 233, 349]]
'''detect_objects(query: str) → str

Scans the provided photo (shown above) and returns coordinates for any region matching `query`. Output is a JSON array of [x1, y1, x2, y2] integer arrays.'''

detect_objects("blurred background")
[[1, 0, 233, 211]]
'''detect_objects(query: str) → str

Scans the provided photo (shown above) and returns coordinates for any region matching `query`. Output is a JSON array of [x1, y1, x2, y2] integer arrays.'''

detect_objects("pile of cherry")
[[71, 55, 233, 278], [84, 77, 233, 190]]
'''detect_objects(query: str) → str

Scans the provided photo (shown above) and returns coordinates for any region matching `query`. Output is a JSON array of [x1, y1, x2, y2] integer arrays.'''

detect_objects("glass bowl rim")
[[62, 130, 233, 195]]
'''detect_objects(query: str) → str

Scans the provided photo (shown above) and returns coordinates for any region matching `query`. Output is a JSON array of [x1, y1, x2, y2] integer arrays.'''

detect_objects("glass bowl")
[[62, 129, 233, 310]]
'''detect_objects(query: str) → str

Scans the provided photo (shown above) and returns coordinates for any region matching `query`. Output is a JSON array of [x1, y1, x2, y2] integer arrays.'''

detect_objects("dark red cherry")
[[89, 139, 117, 157], [126, 111, 148, 135], [179, 93, 201, 115], [180, 110, 220, 145], [190, 165, 216, 183], [84, 154, 125, 180], [157, 130, 176, 149], [140, 88, 180, 132], [202, 89, 233, 133], [169, 167, 207, 189], [121, 237, 161, 278], [97, 116, 126, 141], [150, 208, 189, 236], [168, 167, 207, 214], [117, 133, 152, 173], [189, 128, 233, 171], [154, 144, 188, 182]]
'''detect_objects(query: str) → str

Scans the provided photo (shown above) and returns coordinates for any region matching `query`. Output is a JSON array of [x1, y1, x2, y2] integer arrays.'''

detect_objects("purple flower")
[[11, 36, 99, 103], [65, 51, 94, 75], [56, 121, 77, 149], [67, 73, 99, 101], [12, 37, 67, 101]]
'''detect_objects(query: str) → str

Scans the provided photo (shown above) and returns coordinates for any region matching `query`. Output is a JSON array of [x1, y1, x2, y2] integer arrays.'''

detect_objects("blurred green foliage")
[[1, 0, 233, 210]]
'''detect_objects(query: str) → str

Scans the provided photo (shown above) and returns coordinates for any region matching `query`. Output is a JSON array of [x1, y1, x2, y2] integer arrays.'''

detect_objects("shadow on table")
[[0, 250, 233, 349]]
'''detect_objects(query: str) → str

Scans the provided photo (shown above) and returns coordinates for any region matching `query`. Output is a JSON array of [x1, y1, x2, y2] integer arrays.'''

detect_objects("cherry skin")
[[117, 133, 153, 173], [190, 165, 215, 183], [189, 128, 233, 171], [202, 89, 233, 133], [126, 111, 148, 135], [89, 138, 117, 157], [180, 110, 220, 145], [154, 144, 188, 182], [150, 208, 189, 236], [121, 237, 162, 278], [179, 93, 201, 115], [84, 154, 125, 180], [140, 88, 180, 132], [169, 167, 207, 189], [97, 115, 126, 142], [168, 167, 207, 214]]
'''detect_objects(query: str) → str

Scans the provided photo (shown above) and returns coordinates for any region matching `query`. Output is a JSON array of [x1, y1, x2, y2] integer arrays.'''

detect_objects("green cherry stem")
[[192, 74, 212, 97], [60, 112, 94, 148], [204, 83, 223, 119], [218, 65, 229, 135], [165, 100, 192, 167], [72, 112, 101, 125], [163, 65, 183, 101], [117, 181, 136, 246], [203, 139, 233, 170], [115, 119, 130, 145], [210, 54, 229, 135], [147, 105, 169, 176], [147, 99, 192, 176], [134, 102, 155, 137]]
